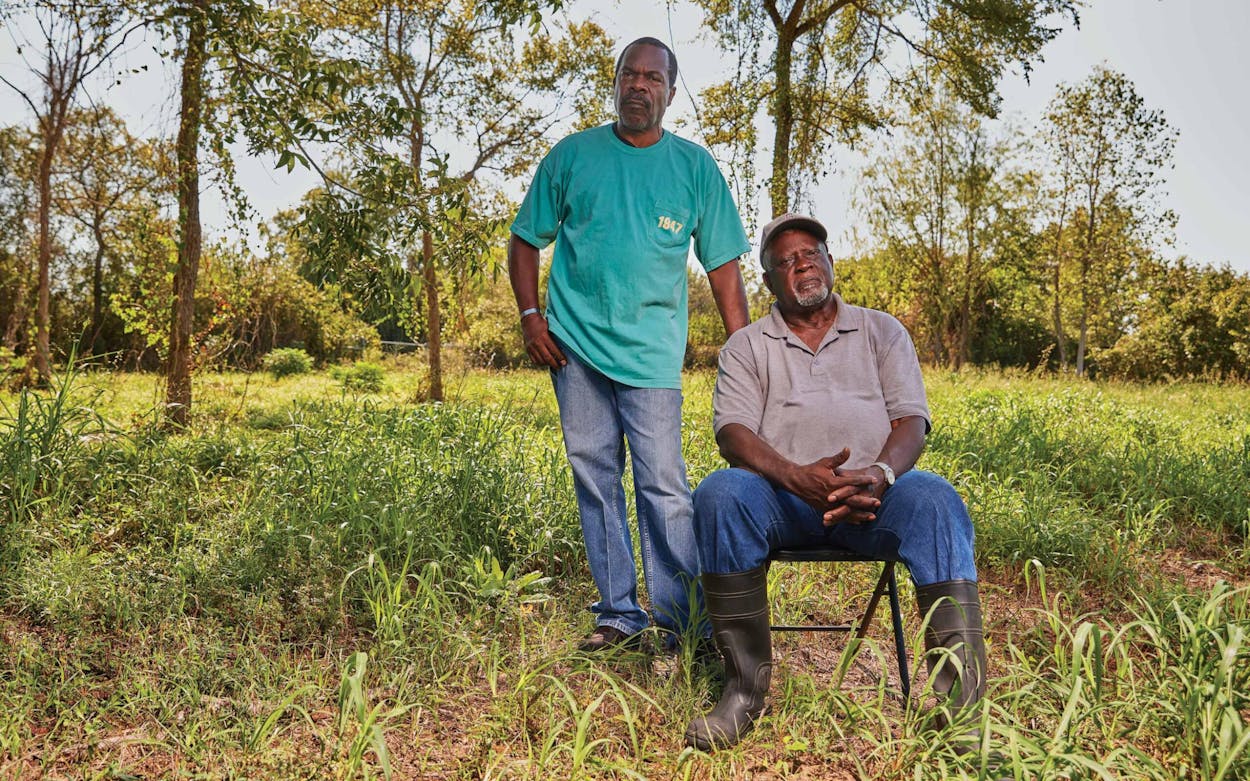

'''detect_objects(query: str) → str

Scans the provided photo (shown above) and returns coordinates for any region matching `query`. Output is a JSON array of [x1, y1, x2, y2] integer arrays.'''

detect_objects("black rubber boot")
[[915, 579, 988, 729], [683, 566, 772, 751]]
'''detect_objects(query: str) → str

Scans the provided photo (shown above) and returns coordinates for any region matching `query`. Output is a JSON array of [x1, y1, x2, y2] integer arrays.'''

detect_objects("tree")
[[164, 0, 208, 427], [1040, 65, 1177, 376], [121, 0, 335, 426], [691, 0, 1078, 218], [52, 107, 173, 357], [0, 124, 37, 354], [860, 92, 1030, 368], [281, 0, 611, 401], [0, 1, 138, 383]]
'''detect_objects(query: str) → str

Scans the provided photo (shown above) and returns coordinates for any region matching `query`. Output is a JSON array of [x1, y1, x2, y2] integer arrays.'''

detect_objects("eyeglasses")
[[768, 247, 824, 272]]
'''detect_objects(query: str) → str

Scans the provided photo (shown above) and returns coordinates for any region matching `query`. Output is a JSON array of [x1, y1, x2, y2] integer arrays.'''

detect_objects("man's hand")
[[521, 313, 567, 369], [823, 463, 886, 526], [508, 234, 567, 369], [783, 448, 878, 518]]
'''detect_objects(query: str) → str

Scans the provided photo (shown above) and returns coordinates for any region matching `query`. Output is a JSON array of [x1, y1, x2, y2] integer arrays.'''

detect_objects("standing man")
[[685, 214, 987, 750], [508, 37, 750, 652]]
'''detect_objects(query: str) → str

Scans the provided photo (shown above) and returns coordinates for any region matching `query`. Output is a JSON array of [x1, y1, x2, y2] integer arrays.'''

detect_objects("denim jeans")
[[692, 467, 977, 586], [551, 348, 704, 639]]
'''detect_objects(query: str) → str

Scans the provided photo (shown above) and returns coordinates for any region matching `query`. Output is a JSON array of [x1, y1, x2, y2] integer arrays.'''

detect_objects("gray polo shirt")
[[712, 295, 930, 469]]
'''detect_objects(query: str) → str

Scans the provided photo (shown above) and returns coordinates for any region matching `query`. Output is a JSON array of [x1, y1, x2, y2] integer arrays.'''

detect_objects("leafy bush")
[[0, 346, 30, 390], [1097, 261, 1250, 381], [456, 271, 528, 368], [686, 268, 732, 368], [191, 244, 379, 369], [262, 347, 312, 378], [333, 361, 385, 392]]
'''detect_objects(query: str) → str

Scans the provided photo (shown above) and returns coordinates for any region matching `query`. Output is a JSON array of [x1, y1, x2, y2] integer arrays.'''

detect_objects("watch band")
[[870, 461, 896, 486]]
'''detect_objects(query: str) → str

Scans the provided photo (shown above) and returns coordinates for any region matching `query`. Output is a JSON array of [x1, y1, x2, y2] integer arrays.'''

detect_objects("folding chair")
[[767, 545, 911, 699]]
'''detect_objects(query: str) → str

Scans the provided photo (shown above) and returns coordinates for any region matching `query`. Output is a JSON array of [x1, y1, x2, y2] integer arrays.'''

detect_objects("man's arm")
[[822, 415, 928, 525], [507, 233, 566, 369], [716, 422, 876, 515], [869, 415, 927, 479], [707, 259, 750, 336]]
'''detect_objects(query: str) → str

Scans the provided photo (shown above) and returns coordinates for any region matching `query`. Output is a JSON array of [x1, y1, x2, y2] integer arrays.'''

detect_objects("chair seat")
[[769, 545, 901, 563], [766, 544, 911, 699]]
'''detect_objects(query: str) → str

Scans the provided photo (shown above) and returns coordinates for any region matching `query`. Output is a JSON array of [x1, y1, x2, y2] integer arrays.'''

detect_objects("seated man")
[[685, 213, 987, 751]]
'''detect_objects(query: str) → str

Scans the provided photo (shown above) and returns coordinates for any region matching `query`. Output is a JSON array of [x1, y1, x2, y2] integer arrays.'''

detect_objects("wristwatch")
[[870, 461, 896, 487]]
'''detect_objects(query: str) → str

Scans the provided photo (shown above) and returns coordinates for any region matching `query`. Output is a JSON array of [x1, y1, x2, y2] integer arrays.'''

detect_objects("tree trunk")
[[33, 128, 57, 384], [88, 221, 106, 357], [1075, 200, 1098, 378], [165, 0, 207, 428], [1051, 258, 1066, 369], [422, 230, 442, 402], [2, 266, 25, 350], [768, 28, 796, 216], [1076, 258, 1089, 377], [1076, 309, 1087, 377]]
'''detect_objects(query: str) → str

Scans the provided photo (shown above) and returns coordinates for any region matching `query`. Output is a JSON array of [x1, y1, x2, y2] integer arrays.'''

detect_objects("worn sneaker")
[[578, 625, 648, 653]]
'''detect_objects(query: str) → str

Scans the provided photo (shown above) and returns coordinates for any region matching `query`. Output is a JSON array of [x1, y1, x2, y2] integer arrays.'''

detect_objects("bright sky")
[[585, 0, 1250, 273], [2, 0, 1246, 273]]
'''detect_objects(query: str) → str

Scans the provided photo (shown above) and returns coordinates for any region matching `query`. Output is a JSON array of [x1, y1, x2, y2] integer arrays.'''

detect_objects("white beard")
[[796, 286, 831, 308]]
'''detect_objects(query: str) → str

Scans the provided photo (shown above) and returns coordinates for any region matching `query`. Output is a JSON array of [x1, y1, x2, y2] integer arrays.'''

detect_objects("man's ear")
[[762, 269, 776, 297], [666, 86, 676, 106]]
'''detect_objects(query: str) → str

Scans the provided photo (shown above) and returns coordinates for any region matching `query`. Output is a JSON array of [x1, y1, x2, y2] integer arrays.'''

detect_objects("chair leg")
[[854, 562, 895, 639], [887, 565, 911, 700], [855, 562, 912, 700], [766, 557, 912, 701]]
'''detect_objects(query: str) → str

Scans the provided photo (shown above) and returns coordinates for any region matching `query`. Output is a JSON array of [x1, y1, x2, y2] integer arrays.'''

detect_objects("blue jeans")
[[551, 349, 704, 639], [692, 468, 977, 586]]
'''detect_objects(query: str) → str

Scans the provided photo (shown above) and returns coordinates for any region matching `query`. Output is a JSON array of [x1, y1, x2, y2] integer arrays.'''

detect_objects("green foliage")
[[691, 0, 1078, 213], [925, 381, 1250, 556], [455, 257, 529, 368], [0, 346, 30, 390], [1040, 65, 1178, 375], [685, 268, 728, 368], [262, 347, 312, 378], [197, 243, 378, 368], [332, 361, 385, 393], [1097, 260, 1250, 381], [859, 93, 1033, 368], [0, 364, 103, 568], [265, 2, 612, 400]]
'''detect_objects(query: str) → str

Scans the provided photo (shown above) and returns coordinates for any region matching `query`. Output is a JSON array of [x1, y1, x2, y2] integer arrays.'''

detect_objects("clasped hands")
[[786, 448, 884, 526]]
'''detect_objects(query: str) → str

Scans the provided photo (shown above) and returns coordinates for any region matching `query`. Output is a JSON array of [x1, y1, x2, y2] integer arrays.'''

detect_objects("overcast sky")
[[2, 0, 1246, 273]]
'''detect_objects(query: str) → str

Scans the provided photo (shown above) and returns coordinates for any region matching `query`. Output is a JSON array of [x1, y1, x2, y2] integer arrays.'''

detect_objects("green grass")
[[1, 358, 1248, 778]]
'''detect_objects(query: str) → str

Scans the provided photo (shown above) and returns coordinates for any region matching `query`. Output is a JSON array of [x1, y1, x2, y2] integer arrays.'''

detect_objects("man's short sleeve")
[[712, 332, 765, 436], [692, 156, 750, 273], [876, 320, 931, 430], [510, 154, 561, 250]]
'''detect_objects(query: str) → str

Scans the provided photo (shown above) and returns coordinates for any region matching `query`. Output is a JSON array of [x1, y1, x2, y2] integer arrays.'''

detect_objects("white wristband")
[[520, 307, 540, 319]]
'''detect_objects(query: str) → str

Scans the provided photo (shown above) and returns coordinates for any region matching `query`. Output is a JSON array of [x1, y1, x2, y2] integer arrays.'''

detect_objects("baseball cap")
[[758, 213, 828, 267]]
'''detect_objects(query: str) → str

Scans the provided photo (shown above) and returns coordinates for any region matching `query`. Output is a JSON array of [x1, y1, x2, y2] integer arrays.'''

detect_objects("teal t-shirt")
[[511, 124, 750, 389]]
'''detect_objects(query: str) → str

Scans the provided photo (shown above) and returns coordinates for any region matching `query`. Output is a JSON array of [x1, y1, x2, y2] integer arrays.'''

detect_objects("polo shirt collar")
[[761, 293, 862, 353]]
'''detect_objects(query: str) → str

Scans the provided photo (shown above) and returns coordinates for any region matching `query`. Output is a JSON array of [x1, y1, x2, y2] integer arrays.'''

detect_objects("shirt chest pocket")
[[652, 202, 693, 248]]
